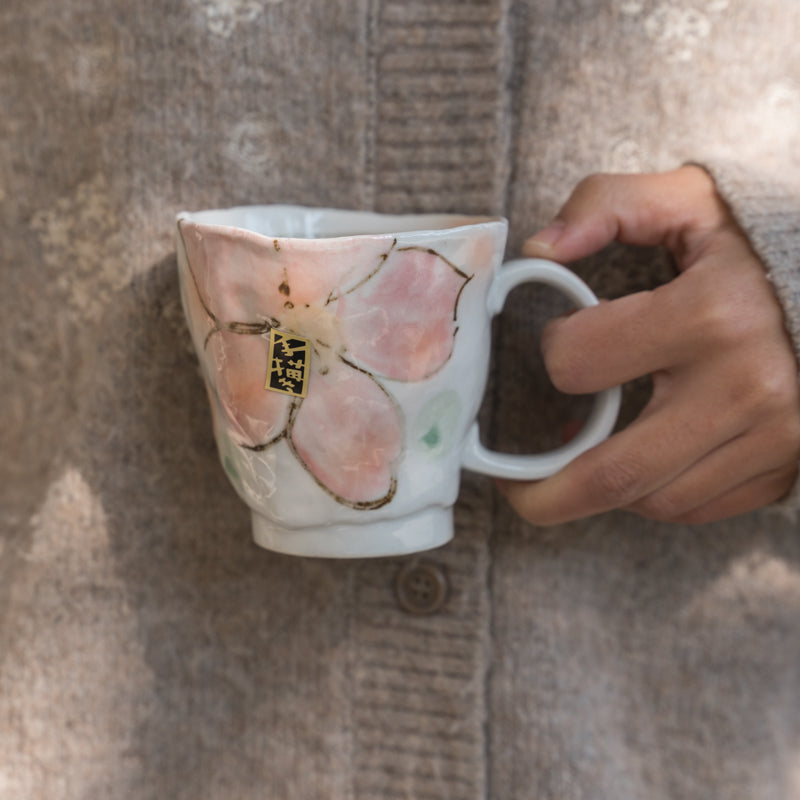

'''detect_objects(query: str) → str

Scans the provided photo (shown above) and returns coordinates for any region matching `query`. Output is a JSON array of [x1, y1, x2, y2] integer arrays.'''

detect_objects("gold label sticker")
[[266, 329, 311, 398]]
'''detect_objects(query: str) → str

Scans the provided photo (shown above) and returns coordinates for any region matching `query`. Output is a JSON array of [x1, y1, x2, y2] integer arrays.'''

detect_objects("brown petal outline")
[[178, 223, 470, 511], [285, 357, 403, 511]]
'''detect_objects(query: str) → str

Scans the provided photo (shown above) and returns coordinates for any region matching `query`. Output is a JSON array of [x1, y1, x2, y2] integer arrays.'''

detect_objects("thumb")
[[522, 166, 725, 264]]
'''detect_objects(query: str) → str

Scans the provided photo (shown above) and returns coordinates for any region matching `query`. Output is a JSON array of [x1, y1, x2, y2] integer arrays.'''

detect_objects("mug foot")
[[250, 506, 454, 558]]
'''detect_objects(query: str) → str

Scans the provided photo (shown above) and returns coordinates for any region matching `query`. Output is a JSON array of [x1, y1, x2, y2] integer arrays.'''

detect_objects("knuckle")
[[758, 368, 798, 413], [689, 267, 782, 353], [737, 358, 799, 419], [559, 173, 614, 215], [693, 284, 750, 348], [574, 172, 609, 197], [588, 453, 649, 508], [569, 173, 623, 211], [631, 490, 685, 522]]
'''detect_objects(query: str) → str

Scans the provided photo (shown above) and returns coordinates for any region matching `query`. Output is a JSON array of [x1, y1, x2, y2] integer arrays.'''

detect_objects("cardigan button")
[[394, 560, 448, 615]]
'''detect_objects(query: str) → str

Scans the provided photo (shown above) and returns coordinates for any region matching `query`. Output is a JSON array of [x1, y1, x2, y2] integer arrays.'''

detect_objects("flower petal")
[[178, 220, 402, 454], [336, 247, 470, 382], [207, 329, 293, 448], [178, 221, 395, 322], [178, 221, 288, 324], [289, 360, 403, 508], [275, 235, 395, 306]]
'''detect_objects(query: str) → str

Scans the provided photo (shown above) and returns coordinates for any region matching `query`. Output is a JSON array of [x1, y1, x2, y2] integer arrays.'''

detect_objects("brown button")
[[395, 560, 448, 615]]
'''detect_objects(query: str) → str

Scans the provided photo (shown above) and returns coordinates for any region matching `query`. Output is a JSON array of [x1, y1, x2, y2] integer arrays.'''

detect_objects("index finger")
[[522, 167, 728, 266]]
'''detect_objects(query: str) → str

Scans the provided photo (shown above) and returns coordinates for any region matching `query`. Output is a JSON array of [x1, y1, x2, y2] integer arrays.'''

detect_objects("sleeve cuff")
[[694, 159, 800, 518]]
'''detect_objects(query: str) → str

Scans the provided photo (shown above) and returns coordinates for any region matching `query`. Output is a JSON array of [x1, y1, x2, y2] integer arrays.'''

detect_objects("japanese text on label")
[[266, 329, 311, 398]]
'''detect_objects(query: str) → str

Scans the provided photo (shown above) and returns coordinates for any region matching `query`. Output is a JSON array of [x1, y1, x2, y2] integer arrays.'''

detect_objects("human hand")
[[498, 166, 800, 525]]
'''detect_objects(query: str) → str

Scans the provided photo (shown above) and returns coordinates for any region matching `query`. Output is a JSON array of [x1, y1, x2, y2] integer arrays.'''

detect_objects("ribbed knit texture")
[[704, 161, 800, 363], [701, 160, 800, 518]]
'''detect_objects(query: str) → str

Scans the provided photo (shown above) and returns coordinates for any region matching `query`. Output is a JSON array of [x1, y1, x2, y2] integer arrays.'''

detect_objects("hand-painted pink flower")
[[178, 221, 471, 509]]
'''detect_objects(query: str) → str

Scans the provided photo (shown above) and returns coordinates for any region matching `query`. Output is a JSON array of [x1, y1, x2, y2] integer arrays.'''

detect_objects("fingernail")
[[523, 220, 566, 255]]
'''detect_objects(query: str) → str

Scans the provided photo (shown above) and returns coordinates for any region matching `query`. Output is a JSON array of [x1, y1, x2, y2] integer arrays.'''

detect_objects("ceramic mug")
[[176, 206, 621, 558]]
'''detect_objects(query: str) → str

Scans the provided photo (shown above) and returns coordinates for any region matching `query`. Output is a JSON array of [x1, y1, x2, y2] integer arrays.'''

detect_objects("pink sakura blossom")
[[178, 221, 471, 509]]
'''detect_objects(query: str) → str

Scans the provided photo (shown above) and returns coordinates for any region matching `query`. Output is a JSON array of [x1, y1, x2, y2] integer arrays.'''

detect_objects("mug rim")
[[176, 203, 508, 243]]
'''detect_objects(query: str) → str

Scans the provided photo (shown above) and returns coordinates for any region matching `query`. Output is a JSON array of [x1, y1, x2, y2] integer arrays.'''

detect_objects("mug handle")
[[461, 258, 622, 480]]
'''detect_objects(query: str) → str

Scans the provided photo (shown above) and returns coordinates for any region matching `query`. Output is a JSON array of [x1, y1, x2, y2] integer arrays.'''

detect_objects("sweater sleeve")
[[699, 160, 800, 517]]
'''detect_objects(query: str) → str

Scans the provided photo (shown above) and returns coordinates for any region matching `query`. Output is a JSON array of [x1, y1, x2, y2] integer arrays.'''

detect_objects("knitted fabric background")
[[2, 1, 800, 798]]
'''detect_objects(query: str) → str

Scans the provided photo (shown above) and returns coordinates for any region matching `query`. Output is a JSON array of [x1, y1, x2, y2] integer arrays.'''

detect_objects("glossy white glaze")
[[176, 206, 621, 557]]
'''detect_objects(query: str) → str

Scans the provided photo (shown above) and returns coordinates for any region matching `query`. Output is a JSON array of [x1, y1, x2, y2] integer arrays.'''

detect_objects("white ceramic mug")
[[176, 206, 621, 558]]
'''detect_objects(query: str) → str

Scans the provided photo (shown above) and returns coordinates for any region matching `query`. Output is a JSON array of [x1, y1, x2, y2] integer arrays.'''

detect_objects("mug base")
[[251, 506, 454, 559]]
